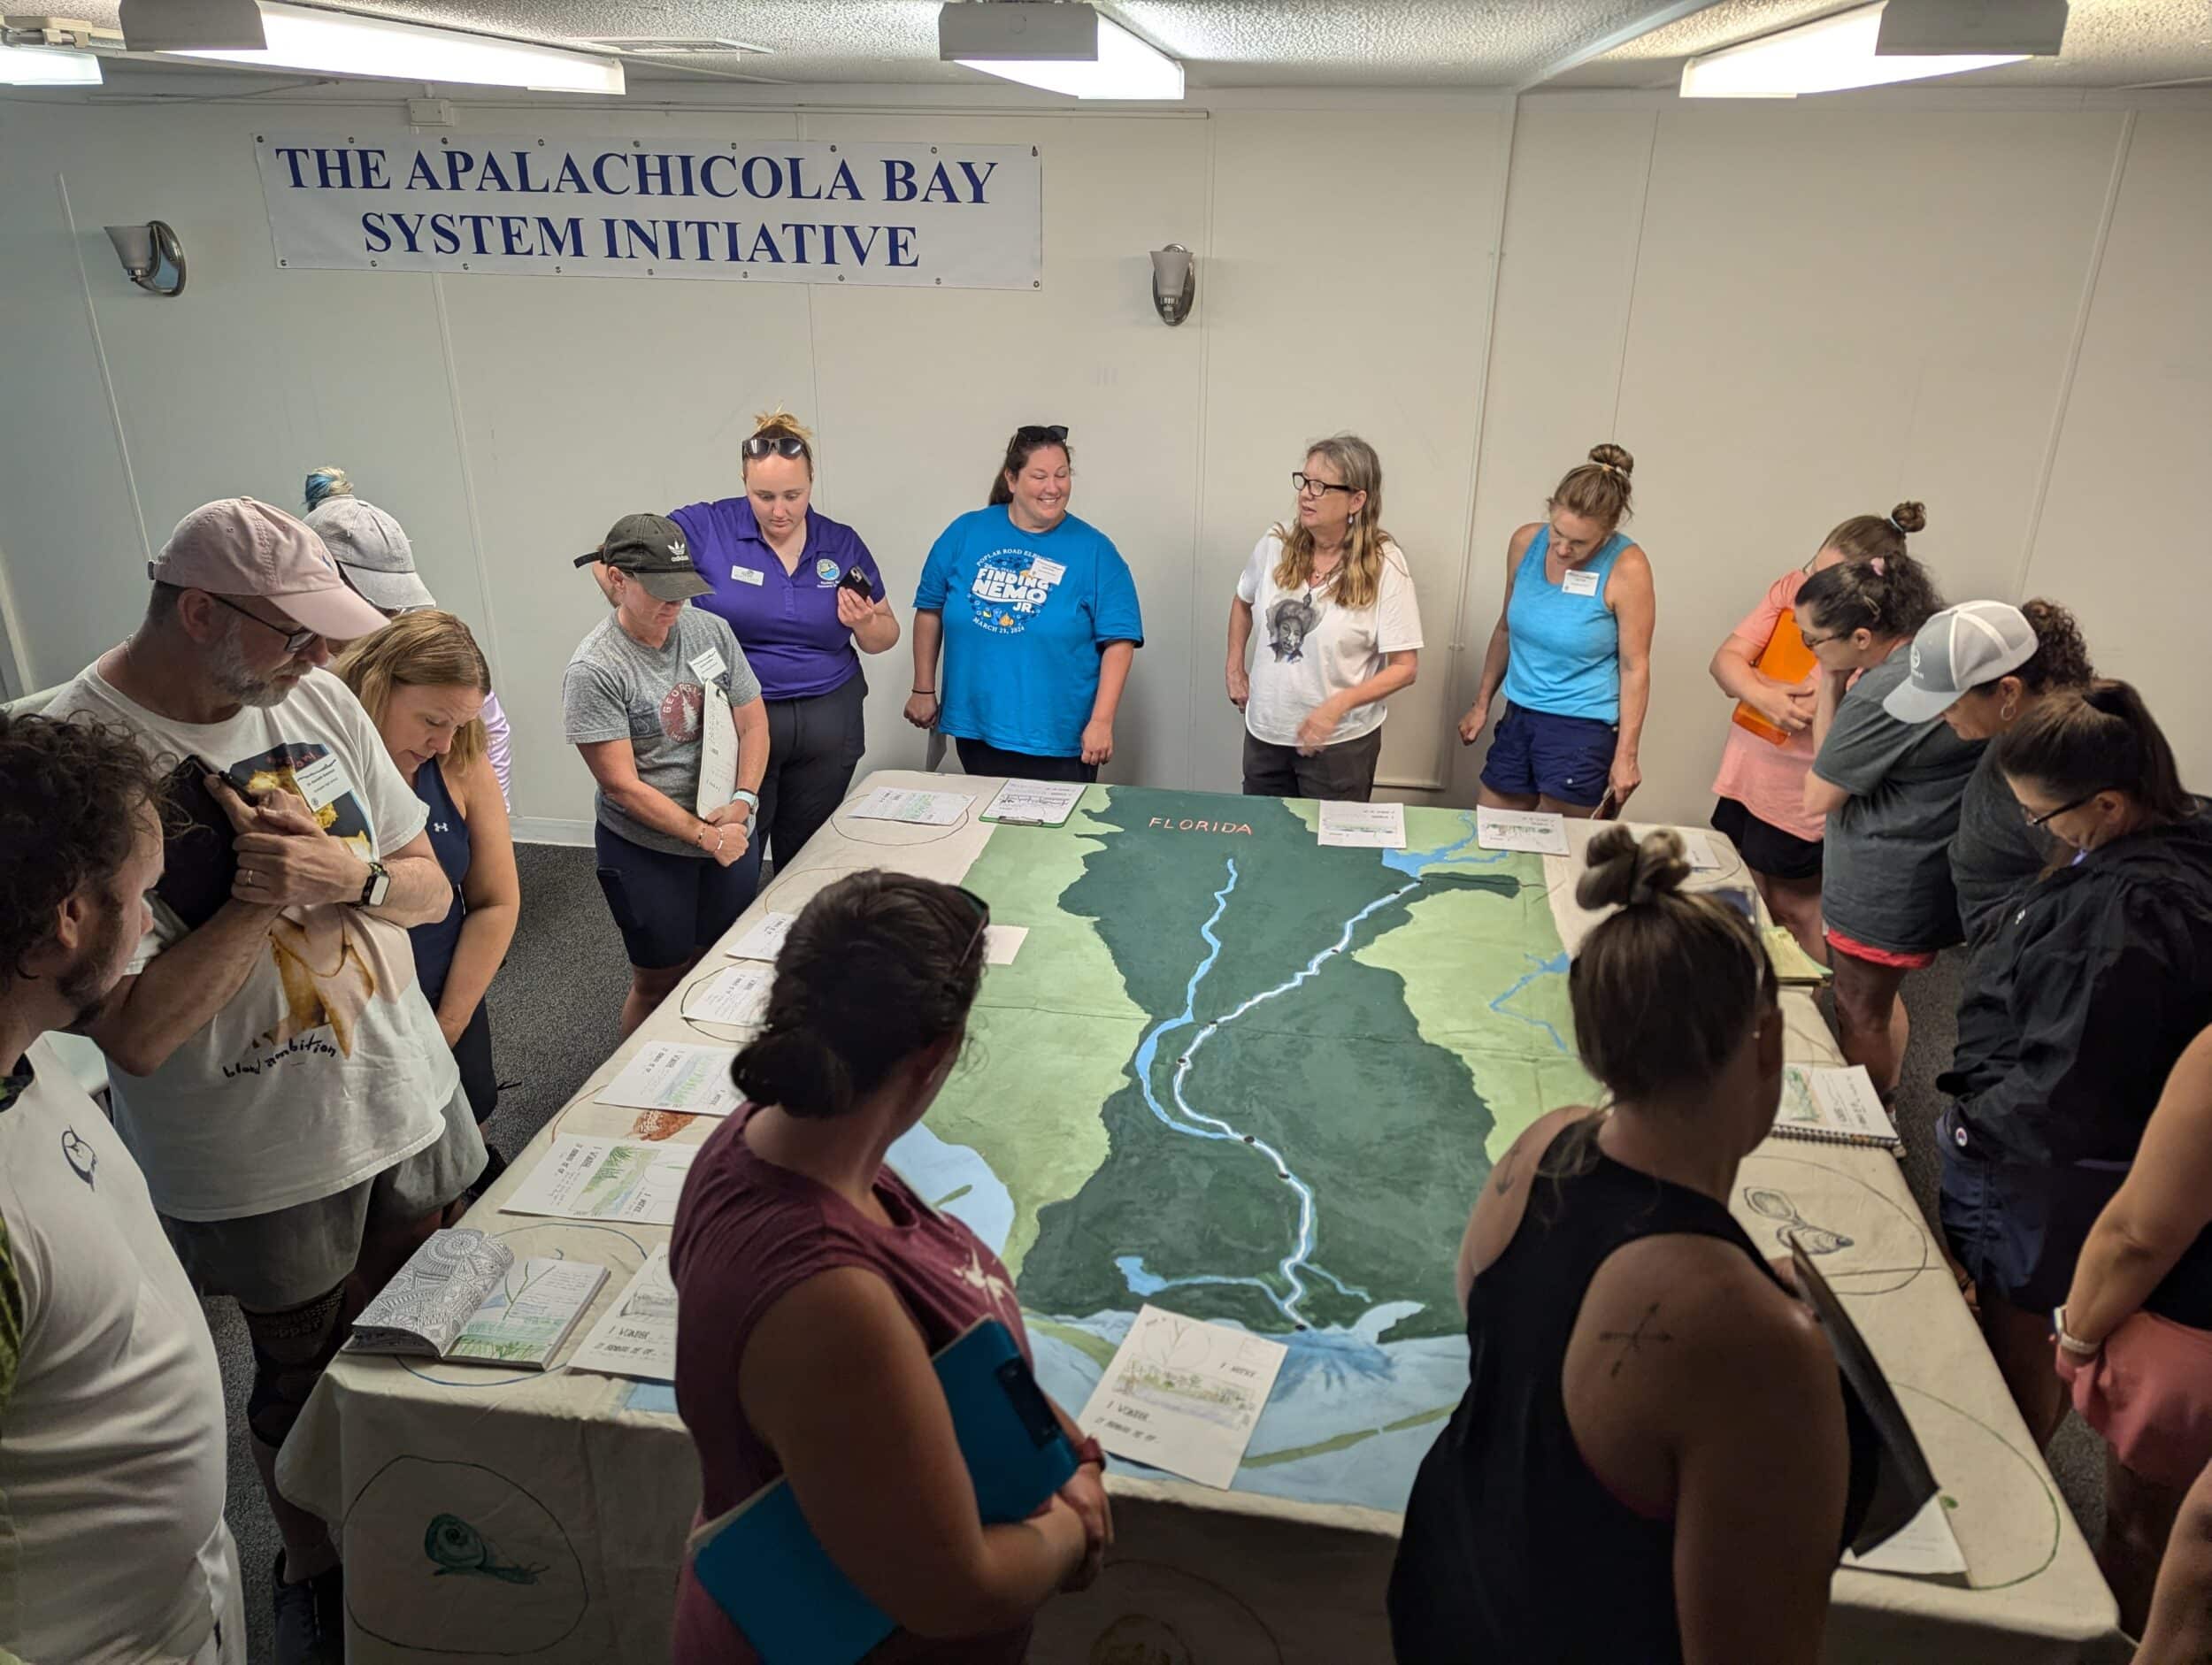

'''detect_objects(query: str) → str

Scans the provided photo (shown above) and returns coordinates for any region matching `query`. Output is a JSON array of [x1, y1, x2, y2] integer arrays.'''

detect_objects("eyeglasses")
[[1293, 472, 1355, 498], [741, 434, 809, 461], [1799, 629, 1848, 652], [1016, 425, 1070, 445], [205, 593, 319, 654], [2024, 793, 2098, 829]]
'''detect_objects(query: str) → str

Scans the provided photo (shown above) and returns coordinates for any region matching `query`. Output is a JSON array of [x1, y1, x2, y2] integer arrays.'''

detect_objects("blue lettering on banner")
[[261, 134, 1036, 289]]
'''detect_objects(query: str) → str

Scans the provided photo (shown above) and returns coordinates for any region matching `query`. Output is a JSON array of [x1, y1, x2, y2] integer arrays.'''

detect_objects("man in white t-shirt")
[[0, 711, 243, 1665], [44, 499, 485, 1665]]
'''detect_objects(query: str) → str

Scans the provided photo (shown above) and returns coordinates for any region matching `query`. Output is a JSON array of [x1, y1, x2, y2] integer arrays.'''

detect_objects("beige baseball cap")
[[150, 497, 388, 641]]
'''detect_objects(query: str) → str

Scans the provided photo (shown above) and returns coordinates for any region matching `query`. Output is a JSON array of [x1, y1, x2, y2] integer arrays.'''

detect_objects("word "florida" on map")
[[1148, 817, 1254, 836]]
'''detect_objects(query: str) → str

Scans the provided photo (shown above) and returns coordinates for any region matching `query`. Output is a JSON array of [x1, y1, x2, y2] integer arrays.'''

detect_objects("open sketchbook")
[[1771, 1064, 1901, 1150], [347, 1228, 607, 1370]]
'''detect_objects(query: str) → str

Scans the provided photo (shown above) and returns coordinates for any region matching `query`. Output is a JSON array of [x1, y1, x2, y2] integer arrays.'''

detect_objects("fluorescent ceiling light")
[[1682, 3, 2024, 98], [0, 42, 103, 84], [159, 2, 625, 95], [941, 2, 1182, 101]]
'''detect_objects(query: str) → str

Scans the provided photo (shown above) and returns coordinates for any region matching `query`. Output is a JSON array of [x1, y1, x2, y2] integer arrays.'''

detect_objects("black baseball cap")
[[575, 513, 711, 602]]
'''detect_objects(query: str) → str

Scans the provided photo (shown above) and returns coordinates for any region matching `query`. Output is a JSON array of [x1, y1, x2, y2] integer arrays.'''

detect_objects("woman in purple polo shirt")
[[667, 411, 900, 868]]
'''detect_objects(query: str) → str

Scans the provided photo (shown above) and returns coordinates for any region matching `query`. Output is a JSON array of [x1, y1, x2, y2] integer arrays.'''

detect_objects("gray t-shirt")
[[562, 607, 761, 856], [1810, 656, 1985, 954], [1951, 741, 2057, 950]]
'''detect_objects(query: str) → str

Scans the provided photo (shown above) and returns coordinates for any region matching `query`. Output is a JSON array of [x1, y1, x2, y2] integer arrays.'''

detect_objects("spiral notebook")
[[1771, 1064, 1901, 1149]]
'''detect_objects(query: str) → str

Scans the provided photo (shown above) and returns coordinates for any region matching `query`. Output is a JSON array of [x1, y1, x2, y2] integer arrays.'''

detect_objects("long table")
[[280, 772, 2123, 1663]]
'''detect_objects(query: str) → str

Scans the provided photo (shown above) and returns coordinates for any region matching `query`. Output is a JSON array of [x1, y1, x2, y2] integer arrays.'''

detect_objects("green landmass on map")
[[959, 788, 1580, 1344]]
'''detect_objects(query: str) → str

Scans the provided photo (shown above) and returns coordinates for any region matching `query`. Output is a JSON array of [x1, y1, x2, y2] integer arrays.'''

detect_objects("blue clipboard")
[[687, 1317, 1077, 1664]]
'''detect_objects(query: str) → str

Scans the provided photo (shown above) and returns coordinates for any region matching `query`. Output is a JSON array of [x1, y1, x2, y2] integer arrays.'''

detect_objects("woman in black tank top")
[[1391, 828, 1877, 1665]]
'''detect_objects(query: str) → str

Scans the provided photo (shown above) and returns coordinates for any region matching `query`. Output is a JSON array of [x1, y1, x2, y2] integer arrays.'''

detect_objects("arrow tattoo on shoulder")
[[1599, 1301, 1675, 1378]]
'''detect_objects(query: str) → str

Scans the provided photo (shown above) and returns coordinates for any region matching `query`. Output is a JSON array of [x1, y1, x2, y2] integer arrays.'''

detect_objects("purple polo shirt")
[[667, 496, 887, 702]]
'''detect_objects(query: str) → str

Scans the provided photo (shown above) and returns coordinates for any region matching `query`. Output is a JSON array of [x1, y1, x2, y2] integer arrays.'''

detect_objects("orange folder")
[[1732, 608, 1816, 747]]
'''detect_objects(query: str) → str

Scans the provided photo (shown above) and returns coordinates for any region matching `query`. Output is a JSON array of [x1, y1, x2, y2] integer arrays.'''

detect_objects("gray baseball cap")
[[303, 495, 434, 614], [575, 513, 711, 602], [1882, 601, 2038, 725]]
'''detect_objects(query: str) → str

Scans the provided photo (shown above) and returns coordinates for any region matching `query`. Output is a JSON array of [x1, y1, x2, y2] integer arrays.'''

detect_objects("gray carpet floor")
[[208, 848, 2106, 1661]]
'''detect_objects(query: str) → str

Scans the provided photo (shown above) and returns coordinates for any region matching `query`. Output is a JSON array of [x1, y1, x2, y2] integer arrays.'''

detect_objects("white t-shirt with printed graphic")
[[43, 664, 457, 1222], [0, 1040, 240, 1664], [1237, 533, 1423, 748]]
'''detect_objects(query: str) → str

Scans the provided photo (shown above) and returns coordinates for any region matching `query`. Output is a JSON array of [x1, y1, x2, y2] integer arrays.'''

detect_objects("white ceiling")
[[50, 0, 2212, 93]]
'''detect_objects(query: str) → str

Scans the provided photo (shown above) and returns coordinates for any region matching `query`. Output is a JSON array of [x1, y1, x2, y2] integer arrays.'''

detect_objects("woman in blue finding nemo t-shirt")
[[904, 426, 1143, 785]]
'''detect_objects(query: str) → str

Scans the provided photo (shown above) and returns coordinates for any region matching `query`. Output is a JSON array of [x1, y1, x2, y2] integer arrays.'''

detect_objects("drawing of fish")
[[424, 1513, 546, 1584]]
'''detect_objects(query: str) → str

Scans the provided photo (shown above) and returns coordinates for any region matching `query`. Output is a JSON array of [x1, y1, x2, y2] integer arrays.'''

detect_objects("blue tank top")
[[1502, 526, 1630, 723], [409, 757, 472, 1007]]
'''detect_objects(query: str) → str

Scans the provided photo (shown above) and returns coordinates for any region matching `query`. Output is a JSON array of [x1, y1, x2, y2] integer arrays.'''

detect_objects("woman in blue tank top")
[[1459, 444, 1655, 814], [334, 612, 520, 1164]]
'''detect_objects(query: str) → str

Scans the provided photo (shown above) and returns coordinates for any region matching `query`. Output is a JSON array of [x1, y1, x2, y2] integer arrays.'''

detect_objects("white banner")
[[253, 133, 1042, 290]]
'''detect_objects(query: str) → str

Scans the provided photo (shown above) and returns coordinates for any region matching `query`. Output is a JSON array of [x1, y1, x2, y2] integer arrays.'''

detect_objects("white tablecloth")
[[280, 774, 2122, 1663]]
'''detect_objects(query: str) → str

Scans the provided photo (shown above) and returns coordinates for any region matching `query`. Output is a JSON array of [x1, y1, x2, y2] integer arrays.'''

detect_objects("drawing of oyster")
[[425, 1513, 546, 1584], [1745, 1186, 1854, 1256]]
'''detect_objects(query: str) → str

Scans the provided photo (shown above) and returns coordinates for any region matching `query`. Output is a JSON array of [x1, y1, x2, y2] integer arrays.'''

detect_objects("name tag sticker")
[[288, 753, 349, 814], [688, 648, 728, 684], [1562, 568, 1601, 597], [731, 566, 764, 587]]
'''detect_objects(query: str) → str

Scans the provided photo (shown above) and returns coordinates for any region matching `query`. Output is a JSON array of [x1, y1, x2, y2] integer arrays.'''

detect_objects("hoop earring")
[[2000, 696, 2018, 723]]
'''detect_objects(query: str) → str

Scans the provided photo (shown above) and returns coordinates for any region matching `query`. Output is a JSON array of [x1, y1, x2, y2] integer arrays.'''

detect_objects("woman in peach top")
[[1707, 504, 1924, 960]]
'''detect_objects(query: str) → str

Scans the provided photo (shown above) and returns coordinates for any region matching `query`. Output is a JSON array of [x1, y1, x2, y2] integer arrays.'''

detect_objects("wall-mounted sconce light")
[[1151, 243, 1194, 326], [105, 222, 187, 295]]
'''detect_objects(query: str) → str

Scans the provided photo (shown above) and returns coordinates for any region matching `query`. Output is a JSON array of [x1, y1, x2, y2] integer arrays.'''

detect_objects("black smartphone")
[[154, 755, 240, 932], [837, 566, 873, 598]]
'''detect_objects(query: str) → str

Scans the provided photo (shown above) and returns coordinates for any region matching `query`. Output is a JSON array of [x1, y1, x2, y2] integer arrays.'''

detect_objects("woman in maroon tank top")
[[669, 872, 1110, 1663]]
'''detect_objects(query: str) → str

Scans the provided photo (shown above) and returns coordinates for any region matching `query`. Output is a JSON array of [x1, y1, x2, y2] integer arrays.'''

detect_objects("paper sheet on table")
[[695, 687, 737, 817], [984, 925, 1027, 966], [594, 1041, 742, 1118], [500, 1137, 698, 1227], [681, 963, 772, 1028], [1316, 801, 1408, 850], [847, 786, 974, 826], [1475, 807, 1569, 855], [726, 911, 797, 962], [1079, 1305, 1288, 1489], [1844, 1492, 1970, 1582], [1624, 824, 1724, 871], [571, 1246, 679, 1383], [983, 779, 1088, 826]]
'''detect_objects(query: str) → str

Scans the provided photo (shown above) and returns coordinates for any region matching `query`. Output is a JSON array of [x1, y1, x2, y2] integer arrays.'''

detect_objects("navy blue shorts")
[[594, 822, 763, 971], [1480, 702, 1617, 808], [1938, 1110, 2131, 1309]]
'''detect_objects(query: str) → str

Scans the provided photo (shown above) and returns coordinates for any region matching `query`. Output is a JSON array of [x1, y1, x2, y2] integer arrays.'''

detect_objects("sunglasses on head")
[[956, 886, 992, 963], [742, 434, 809, 460], [1016, 425, 1070, 445]]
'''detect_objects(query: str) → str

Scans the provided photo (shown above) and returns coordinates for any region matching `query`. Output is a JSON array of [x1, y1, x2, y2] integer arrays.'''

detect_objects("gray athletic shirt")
[[1810, 655, 1984, 955], [562, 607, 761, 856]]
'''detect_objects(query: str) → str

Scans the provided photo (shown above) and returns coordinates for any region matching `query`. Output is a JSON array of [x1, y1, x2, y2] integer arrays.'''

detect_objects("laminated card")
[[1079, 1305, 1287, 1489]]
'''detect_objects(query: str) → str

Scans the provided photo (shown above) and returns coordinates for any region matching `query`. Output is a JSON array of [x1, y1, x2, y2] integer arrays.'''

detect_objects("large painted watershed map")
[[884, 785, 1597, 1513]]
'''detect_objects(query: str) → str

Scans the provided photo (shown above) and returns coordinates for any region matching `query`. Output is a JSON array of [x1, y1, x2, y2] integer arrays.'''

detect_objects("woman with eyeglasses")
[[1704, 510, 1910, 964], [640, 412, 897, 869], [906, 426, 1143, 785], [1793, 542, 1970, 1096], [670, 873, 1110, 1663], [1227, 434, 1420, 802], [1937, 683, 2212, 1447], [1459, 444, 1655, 816]]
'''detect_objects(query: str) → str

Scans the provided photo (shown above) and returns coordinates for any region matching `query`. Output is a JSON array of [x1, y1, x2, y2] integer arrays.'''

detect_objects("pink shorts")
[[1824, 928, 1937, 971], [2056, 1311, 2212, 1492]]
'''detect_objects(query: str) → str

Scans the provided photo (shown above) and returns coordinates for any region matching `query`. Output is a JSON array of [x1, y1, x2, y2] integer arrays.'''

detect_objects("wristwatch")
[[356, 860, 391, 909], [1071, 1434, 1107, 1472], [731, 788, 760, 814]]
